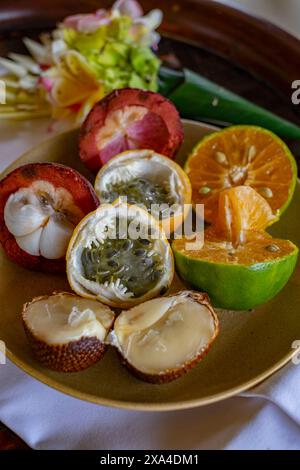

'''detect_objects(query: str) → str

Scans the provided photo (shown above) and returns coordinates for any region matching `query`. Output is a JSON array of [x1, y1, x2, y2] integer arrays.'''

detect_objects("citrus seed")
[[247, 145, 256, 162], [266, 244, 280, 252], [215, 151, 228, 164], [259, 187, 273, 198], [199, 186, 211, 195]]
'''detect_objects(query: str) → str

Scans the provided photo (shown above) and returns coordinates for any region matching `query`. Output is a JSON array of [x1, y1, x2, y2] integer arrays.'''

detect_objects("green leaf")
[[159, 68, 300, 140]]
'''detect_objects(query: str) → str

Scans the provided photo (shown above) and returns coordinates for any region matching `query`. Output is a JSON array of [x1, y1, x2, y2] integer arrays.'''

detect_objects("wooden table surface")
[[0, 0, 300, 450]]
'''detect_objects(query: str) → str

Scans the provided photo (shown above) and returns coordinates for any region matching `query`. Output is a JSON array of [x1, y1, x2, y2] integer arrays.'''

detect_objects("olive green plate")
[[1, 120, 299, 411]]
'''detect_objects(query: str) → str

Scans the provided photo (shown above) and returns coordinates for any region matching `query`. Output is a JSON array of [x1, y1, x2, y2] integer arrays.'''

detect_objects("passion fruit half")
[[22, 292, 115, 372], [94, 149, 191, 235], [109, 291, 219, 383], [79, 88, 183, 172], [66, 199, 174, 308], [0, 163, 99, 272]]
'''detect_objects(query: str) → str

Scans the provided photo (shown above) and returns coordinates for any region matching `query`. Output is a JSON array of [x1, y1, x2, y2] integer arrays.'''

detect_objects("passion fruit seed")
[[266, 244, 280, 253], [100, 177, 175, 216], [81, 221, 164, 298]]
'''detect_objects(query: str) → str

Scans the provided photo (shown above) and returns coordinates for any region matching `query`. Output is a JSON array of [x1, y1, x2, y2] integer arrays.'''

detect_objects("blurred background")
[[219, 0, 300, 37]]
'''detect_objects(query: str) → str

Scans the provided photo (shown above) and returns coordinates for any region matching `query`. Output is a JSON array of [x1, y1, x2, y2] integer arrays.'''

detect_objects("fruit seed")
[[199, 186, 211, 195], [266, 244, 280, 253], [259, 187, 273, 198], [247, 145, 256, 162], [215, 151, 228, 165]]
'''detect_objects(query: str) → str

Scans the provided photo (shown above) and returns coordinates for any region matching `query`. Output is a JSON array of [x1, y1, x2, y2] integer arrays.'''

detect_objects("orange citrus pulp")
[[185, 125, 297, 223]]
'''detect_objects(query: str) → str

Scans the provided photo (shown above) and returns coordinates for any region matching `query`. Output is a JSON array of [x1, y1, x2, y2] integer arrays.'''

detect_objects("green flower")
[[131, 46, 160, 77]]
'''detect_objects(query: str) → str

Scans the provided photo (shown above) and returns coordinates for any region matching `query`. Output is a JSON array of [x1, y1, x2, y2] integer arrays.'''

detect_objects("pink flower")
[[112, 0, 143, 19], [63, 10, 110, 34], [39, 76, 54, 92]]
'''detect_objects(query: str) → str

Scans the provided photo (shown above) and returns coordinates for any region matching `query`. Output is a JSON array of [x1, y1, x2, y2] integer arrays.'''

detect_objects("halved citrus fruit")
[[172, 232, 298, 310], [185, 125, 297, 223], [172, 186, 298, 310]]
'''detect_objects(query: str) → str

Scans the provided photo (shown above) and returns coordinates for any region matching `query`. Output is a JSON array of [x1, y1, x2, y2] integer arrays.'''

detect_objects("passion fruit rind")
[[22, 292, 114, 372], [112, 291, 219, 384], [94, 149, 192, 235], [0, 163, 99, 272], [67, 201, 174, 308]]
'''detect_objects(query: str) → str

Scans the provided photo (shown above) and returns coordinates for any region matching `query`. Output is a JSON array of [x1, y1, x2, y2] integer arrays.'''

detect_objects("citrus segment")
[[215, 186, 278, 245], [185, 125, 297, 223]]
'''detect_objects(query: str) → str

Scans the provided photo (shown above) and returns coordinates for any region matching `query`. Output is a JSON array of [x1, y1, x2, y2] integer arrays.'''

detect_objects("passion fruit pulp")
[[94, 149, 192, 235], [81, 220, 165, 299], [79, 88, 184, 172], [67, 200, 174, 308]]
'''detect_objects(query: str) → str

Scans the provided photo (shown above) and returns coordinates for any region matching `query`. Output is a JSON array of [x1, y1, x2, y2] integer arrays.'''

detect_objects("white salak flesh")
[[4, 180, 83, 259]]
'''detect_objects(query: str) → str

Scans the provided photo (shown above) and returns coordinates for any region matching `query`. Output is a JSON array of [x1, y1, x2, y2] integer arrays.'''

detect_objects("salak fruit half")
[[109, 291, 219, 383], [94, 149, 191, 235], [0, 162, 99, 272], [66, 199, 174, 308], [79, 88, 183, 172], [22, 292, 115, 372]]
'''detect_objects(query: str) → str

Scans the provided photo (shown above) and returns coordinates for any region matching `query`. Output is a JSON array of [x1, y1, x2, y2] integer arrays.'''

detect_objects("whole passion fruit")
[[79, 88, 183, 172]]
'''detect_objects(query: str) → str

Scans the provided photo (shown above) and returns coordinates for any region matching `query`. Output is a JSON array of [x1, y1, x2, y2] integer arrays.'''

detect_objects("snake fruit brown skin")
[[22, 292, 113, 373]]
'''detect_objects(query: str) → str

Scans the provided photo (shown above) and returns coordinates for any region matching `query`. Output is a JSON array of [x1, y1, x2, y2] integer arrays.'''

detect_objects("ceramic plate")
[[1, 120, 299, 411]]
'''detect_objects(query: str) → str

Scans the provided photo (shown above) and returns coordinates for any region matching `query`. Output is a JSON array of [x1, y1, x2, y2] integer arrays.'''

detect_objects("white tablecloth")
[[0, 121, 300, 450]]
